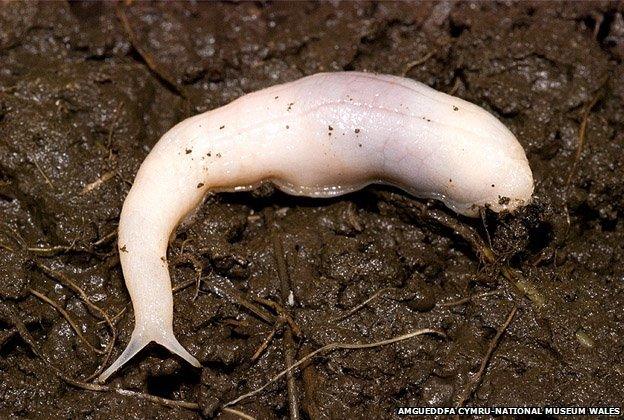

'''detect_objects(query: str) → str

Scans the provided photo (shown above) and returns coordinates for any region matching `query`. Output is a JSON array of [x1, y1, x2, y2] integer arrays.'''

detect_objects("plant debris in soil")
[[0, 1, 623, 419]]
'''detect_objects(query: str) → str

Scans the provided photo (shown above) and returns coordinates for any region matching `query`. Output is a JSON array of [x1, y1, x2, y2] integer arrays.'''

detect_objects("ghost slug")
[[98, 72, 533, 381]]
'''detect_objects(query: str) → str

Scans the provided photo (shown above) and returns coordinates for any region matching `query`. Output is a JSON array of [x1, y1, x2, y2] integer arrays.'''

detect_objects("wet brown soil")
[[1, 1, 623, 419]]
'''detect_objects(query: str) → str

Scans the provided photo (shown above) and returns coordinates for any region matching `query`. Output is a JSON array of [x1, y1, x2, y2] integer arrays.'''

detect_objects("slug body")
[[98, 72, 533, 381]]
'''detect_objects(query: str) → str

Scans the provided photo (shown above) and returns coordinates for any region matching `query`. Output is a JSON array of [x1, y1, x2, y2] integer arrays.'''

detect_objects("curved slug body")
[[98, 72, 533, 381]]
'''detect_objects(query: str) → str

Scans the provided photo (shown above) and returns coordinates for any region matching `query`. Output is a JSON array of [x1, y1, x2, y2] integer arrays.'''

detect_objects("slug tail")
[[155, 330, 202, 368], [97, 328, 201, 383], [97, 329, 151, 382]]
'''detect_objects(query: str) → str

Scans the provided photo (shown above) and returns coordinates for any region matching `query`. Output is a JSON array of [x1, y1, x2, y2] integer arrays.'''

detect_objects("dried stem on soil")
[[0, 241, 14, 252], [562, 82, 606, 231], [0, 327, 17, 349], [455, 304, 518, 407], [251, 322, 283, 362], [80, 171, 116, 195], [210, 282, 276, 325], [402, 51, 435, 76], [447, 77, 462, 95], [30, 288, 104, 355], [222, 407, 257, 420], [91, 230, 117, 247], [329, 287, 399, 322], [252, 295, 302, 338], [437, 291, 501, 308], [2, 224, 80, 257], [170, 252, 204, 300], [0, 302, 106, 390], [300, 345, 322, 419], [265, 207, 300, 420], [224, 328, 446, 407], [26, 235, 79, 256], [115, 388, 199, 410], [377, 191, 546, 305], [115, 3, 187, 98], [34, 263, 117, 381], [33, 158, 54, 189]]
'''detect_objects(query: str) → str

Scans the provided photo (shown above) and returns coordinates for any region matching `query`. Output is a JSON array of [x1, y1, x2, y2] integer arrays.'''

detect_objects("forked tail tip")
[[97, 328, 201, 383]]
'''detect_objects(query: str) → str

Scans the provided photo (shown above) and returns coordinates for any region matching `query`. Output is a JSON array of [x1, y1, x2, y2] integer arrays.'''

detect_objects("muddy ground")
[[0, 1, 623, 419]]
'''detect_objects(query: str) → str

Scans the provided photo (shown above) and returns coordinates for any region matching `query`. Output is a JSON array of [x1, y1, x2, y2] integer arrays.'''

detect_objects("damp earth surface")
[[0, 1, 623, 418]]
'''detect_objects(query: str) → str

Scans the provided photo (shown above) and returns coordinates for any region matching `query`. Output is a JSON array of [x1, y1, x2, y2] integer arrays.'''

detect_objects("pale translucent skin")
[[98, 72, 533, 381]]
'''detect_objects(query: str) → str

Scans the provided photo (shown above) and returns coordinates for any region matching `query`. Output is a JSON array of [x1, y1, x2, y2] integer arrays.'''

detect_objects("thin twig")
[[170, 252, 204, 300], [2, 223, 78, 257], [0, 242, 14, 252], [115, 388, 199, 409], [329, 287, 398, 322], [0, 302, 105, 391], [36, 263, 109, 320], [26, 235, 79, 257], [33, 159, 54, 189], [300, 345, 321, 419], [265, 207, 300, 420], [173, 278, 197, 293], [252, 295, 302, 338], [115, 4, 186, 98], [30, 289, 104, 355], [564, 86, 604, 189], [447, 77, 461, 95], [437, 291, 501, 308], [376, 191, 547, 305], [402, 51, 435, 76], [27, 244, 73, 256], [100, 305, 127, 326], [479, 208, 493, 251], [251, 323, 283, 362], [0, 327, 17, 348], [34, 263, 117, 381], [379, 192, 495, 263], [224, 328, 446, 407], [80, 171, 115, 195], [92, 230, 117, 247], [222, 407, 257, 420], [209, 282, 276, 325], [455, 305, 518, 407], [2, 224, 26, 248], [562, 84, 605, 231]]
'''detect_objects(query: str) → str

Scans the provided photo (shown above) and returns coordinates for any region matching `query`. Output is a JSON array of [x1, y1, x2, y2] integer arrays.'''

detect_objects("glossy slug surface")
[[98, 72, 533, 381]]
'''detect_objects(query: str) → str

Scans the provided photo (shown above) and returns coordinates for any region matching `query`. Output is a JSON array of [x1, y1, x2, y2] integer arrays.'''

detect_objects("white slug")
[[98, 72, 533, 381]]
